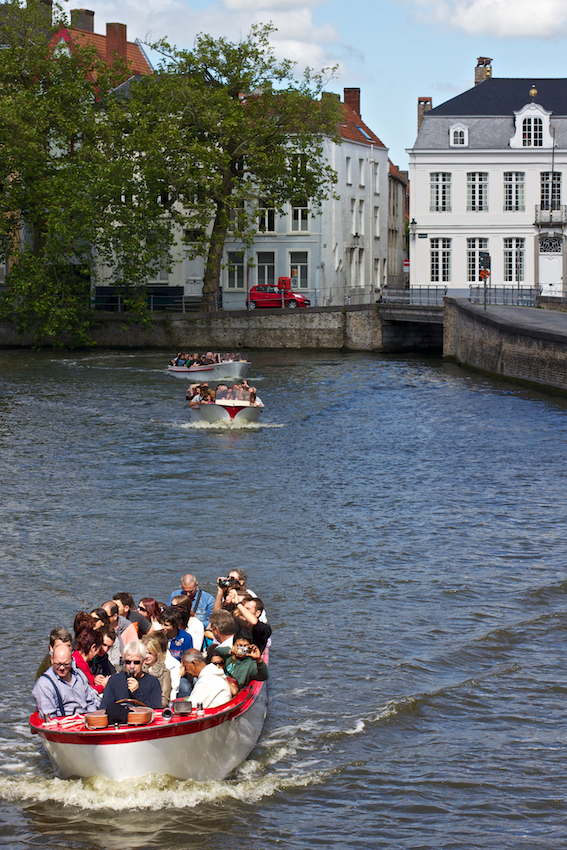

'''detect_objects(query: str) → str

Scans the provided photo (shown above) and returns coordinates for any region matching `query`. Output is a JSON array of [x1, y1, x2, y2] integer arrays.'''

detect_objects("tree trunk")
[[201, 204, 228, 313]]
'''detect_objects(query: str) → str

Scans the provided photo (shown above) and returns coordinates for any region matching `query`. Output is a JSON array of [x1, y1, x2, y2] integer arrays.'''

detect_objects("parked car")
[[246, 281, 311, 309]]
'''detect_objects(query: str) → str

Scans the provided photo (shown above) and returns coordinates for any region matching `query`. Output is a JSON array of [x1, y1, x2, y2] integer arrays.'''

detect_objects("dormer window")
[[510, 103, 553, 148], [522, 117, 543, 146], [449, 123, 468, 147]]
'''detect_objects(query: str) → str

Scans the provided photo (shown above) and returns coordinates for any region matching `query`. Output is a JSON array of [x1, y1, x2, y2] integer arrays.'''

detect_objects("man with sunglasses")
[[112, 592, 151, 636], [100, 640, 162, 710], [33, 644, 98, 718]]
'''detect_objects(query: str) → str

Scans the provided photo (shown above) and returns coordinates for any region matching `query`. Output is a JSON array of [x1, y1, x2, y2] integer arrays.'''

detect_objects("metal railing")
[[469, 285, 538, 307], [92, 293, 222, 313], [379, 286, 447, 306], [535, 205, 567, 225]]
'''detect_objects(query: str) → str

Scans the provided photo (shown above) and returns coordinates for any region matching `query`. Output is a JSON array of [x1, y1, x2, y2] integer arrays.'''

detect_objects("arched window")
[[453, 129, 465, 146], [523, 117, 543, 146], [449, 124, 468, 147]]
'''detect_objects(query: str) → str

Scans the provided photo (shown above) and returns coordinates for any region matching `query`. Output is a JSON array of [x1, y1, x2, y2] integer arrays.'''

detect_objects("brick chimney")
[[106, 22, 127, 64], [344, 87, 361, 117], [70, 9, 94, 32], [475, 57, 492, 85], [417, 96, 432, 131]]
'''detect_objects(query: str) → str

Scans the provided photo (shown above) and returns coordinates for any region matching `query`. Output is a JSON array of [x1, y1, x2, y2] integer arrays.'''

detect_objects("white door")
[[184, 254, 204, 296], [539, 254, 563, 296]]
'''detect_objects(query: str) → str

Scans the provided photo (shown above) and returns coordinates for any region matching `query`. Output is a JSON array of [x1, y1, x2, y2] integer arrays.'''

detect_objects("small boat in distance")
[[29, 665, 267, 781], [188, 383, 264, 425], [168, 352, 250, 381]]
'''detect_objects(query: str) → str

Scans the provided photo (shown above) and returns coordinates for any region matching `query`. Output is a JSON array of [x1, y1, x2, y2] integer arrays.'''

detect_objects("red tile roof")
[[52, 27, 152, 77], [389, 159, 408, 185], [339, 103, 386, 148]]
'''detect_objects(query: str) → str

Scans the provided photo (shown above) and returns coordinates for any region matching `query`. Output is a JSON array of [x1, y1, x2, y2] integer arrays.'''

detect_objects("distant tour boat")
[[168, 354, 249, 381], [29, 674, 267, 782]]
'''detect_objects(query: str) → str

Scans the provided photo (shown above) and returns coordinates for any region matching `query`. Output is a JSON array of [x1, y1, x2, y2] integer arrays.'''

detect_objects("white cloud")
[[403, 0, 567, 37]]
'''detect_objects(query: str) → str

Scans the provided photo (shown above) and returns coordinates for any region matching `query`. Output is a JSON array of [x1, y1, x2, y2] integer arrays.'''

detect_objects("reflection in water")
[[1, 349, 567, 849]]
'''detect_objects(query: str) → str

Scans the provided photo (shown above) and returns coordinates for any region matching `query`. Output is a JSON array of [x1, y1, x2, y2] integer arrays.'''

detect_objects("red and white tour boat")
[[29, 676, 267, 782], [188, 385, 264, 425]]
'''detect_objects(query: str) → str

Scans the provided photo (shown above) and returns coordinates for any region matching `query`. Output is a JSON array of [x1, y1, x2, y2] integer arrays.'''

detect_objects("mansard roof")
[[429, 78, 567, 117]]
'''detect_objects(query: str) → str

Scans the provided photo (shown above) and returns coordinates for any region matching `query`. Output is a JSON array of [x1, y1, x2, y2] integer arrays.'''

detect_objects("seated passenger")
[[215, 629, 269, 690], [36, 627, 73, 681], [142, 634, 171, 708], [90, 608, 111, 630], [90, 625, 117, 692], [206, 609, 237, 648], [171, 595, 205, 650], [226, 591, 272, 653], [181, 649, 232, 709], [33, 644, 98, 718], [112, 592, 151, 636], [72, 627, 104, 693], [206, 645, 238, 696], [100, 640, 162, 711], [137, 597, 163, 631], [73, 611, 97, 641], [160, 606, 193, 696]]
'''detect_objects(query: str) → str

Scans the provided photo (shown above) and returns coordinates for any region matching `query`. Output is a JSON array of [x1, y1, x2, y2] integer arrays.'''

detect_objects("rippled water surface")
[[1, 348, 567, 849]]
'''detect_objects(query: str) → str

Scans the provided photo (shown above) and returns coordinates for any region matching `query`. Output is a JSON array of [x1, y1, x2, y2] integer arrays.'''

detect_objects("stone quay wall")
[[444, 297, 567, 392]]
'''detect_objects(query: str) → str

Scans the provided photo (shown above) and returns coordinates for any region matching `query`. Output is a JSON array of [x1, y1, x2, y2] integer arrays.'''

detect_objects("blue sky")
[[65, 0, 567, 169]]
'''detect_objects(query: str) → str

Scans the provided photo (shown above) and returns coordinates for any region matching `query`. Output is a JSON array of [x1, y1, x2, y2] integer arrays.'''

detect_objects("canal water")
[[1, 348, 567, 849]]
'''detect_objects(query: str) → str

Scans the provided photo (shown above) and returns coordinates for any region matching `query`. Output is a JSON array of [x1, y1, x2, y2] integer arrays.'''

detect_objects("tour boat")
[[189, 397, 264, 425], [168, 359, 250, 381], [29, 675, 267, 782]]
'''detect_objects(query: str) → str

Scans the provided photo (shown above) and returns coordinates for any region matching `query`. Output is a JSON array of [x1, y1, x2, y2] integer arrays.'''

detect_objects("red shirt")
[[72, 650, 103, 693]]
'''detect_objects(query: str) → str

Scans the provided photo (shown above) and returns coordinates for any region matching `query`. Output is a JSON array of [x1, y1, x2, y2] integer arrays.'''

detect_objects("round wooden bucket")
[[85, 710, 109, 729]]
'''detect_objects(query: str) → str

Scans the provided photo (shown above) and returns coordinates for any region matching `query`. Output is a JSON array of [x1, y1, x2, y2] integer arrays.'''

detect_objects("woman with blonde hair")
[[141, 633, 171, 708]]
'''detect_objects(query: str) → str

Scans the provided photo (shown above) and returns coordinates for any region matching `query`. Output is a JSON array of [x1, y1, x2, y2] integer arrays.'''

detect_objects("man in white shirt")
[[182, 649, 232, 709]]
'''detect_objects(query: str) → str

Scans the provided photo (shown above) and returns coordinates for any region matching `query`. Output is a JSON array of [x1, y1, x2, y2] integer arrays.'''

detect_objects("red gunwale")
[[30, 671, 265, 747]]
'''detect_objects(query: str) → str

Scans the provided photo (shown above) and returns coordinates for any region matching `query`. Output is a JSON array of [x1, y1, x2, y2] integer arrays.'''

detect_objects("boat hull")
[[168, 361, 250, 381], [189, 402, 263, 424], [30, 679, 267, 782]]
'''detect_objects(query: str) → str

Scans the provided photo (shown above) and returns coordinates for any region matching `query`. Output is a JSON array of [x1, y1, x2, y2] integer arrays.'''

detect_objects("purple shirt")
[[32, 666, 98, 717]]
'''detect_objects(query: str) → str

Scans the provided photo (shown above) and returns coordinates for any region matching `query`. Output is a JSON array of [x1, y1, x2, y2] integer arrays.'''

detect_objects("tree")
[[116, 24, 342, 310], [0, 0, 134, 344]]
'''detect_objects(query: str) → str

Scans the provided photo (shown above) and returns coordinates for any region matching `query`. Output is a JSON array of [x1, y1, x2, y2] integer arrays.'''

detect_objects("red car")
[[246, 277, 310, 309]]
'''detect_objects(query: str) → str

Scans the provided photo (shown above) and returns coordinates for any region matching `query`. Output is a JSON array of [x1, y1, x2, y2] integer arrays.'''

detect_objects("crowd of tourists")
[[32, 570, 270, 720], [186, 380, 260, 406], [170, 351, 244, 367]]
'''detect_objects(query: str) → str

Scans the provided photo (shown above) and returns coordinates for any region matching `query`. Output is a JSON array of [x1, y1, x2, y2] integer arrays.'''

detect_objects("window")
[[523, 117, 543, 147], [346, 156, 352, 185], [504, 238, 525, 282], [351, 199, 356, 234], [290, 251, 308, 288], [373, 162, 380, 194], [258, 201, 275, 233], [449, 124, 468, 147], [430, 238, 451, 282], [541, 172, 561, 210], [147, 267, 168, 283], [228, 201, 244, 231], [291, 200, 309, 232], [430, 173, 451, 212], [358, 200, 365, 235], [358, 248, 364, 287], [374, 206, 380, 238], [227, 251, 244, 289], [257, 251, 274, 287], [467, 172, 488, 212], [504, 172, 525, 211], [467, 238, 489, 282], [359, 158, 365, 187]]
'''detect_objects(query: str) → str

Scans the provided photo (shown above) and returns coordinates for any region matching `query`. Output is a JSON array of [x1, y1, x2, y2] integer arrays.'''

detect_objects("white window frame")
[[467, 172, 488, 212], [346, 156, 352, 185], [430, 173, 451, 212], [449, 123, 468, 147], [541, 172, 561, 211], [504, 238, 525, 282], [503, 172, 525, 211], [258, 201, 275, 233], [256, 251, 275, 287], [430, 238, 451, 282], [227, 251, 245, 289], [291, 200, 309, 232], [467, 238, 489, 283], [290, 251, 308, 288]]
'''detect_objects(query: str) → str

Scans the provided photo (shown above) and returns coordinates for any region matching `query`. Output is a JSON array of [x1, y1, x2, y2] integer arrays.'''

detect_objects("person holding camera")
[[167, 573, 215, 626], [215, 629, 269, 691], [223, 590, 272, 654]]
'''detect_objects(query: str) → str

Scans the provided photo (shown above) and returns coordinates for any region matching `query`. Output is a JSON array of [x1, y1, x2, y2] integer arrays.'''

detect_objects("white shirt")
[[189, 664, 232, 709], [164, 650, 181, 700]]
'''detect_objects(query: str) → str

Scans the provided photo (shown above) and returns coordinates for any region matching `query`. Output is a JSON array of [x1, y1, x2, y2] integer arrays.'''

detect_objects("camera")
[[218, 576, 239, 589], [235, 645, 250, 656]]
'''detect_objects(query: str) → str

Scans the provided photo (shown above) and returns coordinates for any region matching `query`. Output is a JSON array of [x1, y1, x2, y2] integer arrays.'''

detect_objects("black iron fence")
[[469, 286, 538, 307]]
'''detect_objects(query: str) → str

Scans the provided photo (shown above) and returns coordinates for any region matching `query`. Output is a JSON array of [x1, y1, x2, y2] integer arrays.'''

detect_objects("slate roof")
[[429, 78, 567, 117], [340, 103, 386, 148]]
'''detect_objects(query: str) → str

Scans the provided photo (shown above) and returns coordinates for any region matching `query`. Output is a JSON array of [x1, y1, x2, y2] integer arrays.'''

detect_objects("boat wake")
[[175, 420, 284, 431], [0, 766, 332, 811]]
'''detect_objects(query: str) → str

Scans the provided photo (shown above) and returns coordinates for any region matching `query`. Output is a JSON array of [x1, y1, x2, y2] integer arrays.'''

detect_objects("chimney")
[[70, 9, 94, 32], [417, 96, 432, 131], [344, 87, 361, 117], [106, 22, 127, 64], [475, 57, 492, 86]]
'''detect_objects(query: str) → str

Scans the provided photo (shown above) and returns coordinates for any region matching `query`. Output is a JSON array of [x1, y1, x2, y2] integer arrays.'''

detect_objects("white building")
[[407, 58, 567, 298], [221, 88, 390, 309]]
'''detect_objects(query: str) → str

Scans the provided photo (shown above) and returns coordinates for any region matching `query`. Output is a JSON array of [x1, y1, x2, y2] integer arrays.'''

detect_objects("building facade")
[[408, 59, 567, 297]]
